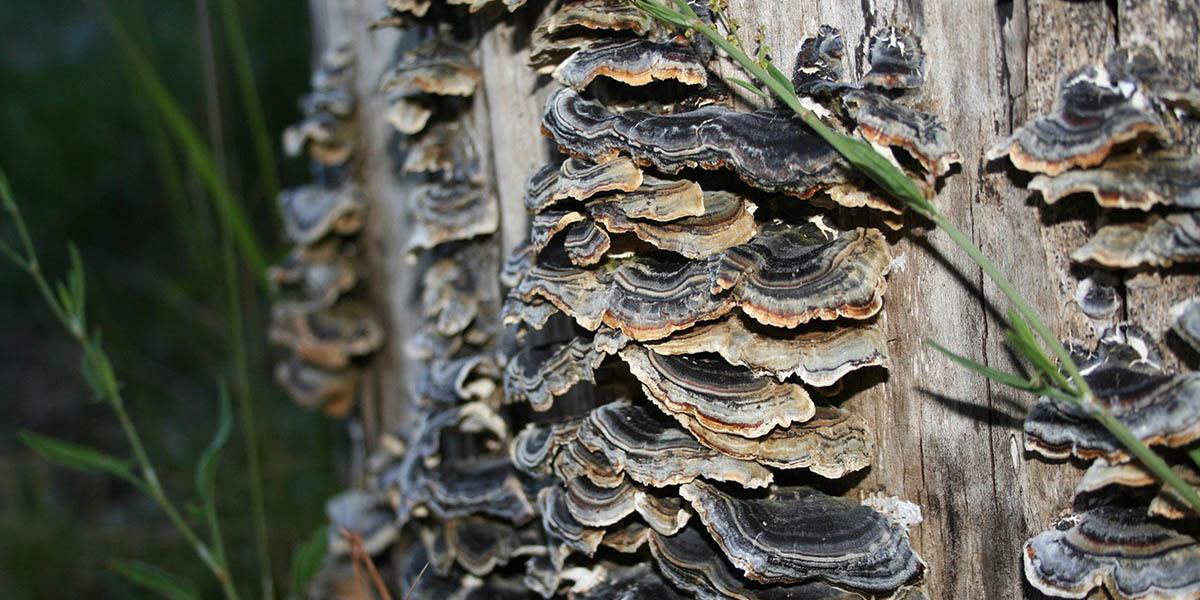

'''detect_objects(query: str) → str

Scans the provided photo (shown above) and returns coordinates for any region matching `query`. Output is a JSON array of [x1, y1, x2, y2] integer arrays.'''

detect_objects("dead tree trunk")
[[298, 1, 1198, 597]]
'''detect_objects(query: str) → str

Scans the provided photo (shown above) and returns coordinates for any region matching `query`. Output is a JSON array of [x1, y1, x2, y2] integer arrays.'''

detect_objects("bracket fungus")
[[278, 184, 365, 245], [647, 315, 889, 387], [268, 302, 383, 370], [299, 11, 957, 598], [620, 345, 815, 438], [1171, 297, 1200, 353], [1024, 503, 1200, 599], [1028, 154, 1200, 211], [679, 480, 924, 593], [861, 27, 925, 91], [577, 401, 774, 489], [1070, 212, 1200, 269], [553, 38, 708, 90], [1025, 326, 1200, 461], [525, 157, 645, 213], [986, 56, 1169, 176]]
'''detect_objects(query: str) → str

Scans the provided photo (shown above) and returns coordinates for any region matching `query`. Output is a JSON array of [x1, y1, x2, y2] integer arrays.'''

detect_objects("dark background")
[[0, 1, 348, 597]]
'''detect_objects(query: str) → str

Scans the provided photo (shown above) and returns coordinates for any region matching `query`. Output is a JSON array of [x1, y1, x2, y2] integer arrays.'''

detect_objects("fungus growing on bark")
[[570, 563, 689, 600], [650, 523, 864, 600], [539, 485, 605, 558], [647, 316, 889, 387], [1024, 503, 1200, 599], [268, 302, 384, 369], [589, 191, 757, 259], [792, 25, 848, 97], [619, 345, 815, 438], [279, 185, 365, 245], [985, 61, 1168, 176], [1025, 326, 1200, 461], [443, 516, 539, 576], [503, 336, 607, 411], [553, 38, 708, 90], [531, 210, 587, 252], [711, 222, 892, 328], [861, 27, 925, 90], [415, 354, 501, 407], [509, 252, 733, 341], [378, 36, 482, 98], [406, 183, 499, 251], [283, 108, 354, 166], [525, 157, 644, 213], [268, 239, 357, 309], [403, 121, 483, 181], [1171, 297, 1200, 353], [1029, 154, 1200, 211], [385, 96, 434, 135], [541, 88, 857, 201], [274, 357, 359, 416], [326, 490, 398, 556], [842, 90, 961, 180], [512, 419, 583, 477], [585, 174, 705, 222], [679, 480, 924, 593], [563, 220, 612, 266], [385, 0, 431, 17], [563, 475, 691, 535], [1070, 212, 1200, 269], [1074, 273, 1121, 320], [540, 0, 655, 37], [672, 405, 873, 478], [577, 401, 774, 488]]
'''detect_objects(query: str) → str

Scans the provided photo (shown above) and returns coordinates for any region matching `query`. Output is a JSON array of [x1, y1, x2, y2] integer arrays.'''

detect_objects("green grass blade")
[[290, 525, 328, 597], [765, 61, 796, 97], [19, 431, 140, 486], [196, 383, 233, 505], [727, 77, 770, 99], [196, 383, 234, 571], [101, 10, 269, 277], [926, 339, 1039, 392], [111, 560, 202, 600], [217, 0, 280, 202]]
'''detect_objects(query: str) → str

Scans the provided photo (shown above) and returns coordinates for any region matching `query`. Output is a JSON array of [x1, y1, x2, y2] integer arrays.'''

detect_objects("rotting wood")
[[306, 0, 1198, 596]]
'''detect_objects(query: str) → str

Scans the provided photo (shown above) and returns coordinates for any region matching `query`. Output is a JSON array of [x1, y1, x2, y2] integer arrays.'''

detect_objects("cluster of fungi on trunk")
[[293, 0, 975, 597], [271, 46, 384, 418], [990, 46, 1200, 599]]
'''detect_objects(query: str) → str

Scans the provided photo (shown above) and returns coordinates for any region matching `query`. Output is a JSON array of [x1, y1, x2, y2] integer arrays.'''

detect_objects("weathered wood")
[[308, 1, 1198, 596]]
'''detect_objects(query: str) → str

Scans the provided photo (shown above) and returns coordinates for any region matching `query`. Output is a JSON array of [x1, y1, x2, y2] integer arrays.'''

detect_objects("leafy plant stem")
[[634, 0, 1200, 514], [1, 173, 243, 600], [222, 206, 275, 600]]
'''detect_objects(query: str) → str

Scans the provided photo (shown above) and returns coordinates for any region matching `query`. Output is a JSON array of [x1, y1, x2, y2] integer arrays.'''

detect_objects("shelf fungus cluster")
[[319, 8, 551, 599], [989, 46, 1199, 271], [991, 46, 1200, 598], [1020, 325, 1200, 599], [496, 12, 955, 599], [271, 46, 383, 417]]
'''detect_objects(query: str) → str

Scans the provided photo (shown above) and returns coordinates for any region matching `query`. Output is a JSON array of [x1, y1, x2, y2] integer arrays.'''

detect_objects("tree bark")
[[306, 0, 1198, 596]]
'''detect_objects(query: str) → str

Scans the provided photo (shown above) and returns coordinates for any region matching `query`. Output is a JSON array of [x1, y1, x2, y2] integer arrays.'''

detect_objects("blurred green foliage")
[[0, 1, 347, 597]]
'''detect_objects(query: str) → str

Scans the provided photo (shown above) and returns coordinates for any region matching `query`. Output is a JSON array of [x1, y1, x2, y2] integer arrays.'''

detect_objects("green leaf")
[[291, 525, 328, 597], [19, 431, 139, 485], [67, 242, 87, 327], [765, 61, 796, 97], [80, 335, 120, 403], [727, 77, 770, 99], [634, 1, 691, 26], [925, 339, 1039, 392], [111, 560, 201, 600], [196, 383, 233, 503]]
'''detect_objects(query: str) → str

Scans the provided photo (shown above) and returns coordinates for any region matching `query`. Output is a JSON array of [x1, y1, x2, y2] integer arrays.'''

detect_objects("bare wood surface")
[[309, 0, 1198, 596]]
